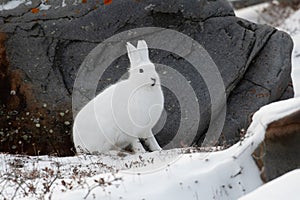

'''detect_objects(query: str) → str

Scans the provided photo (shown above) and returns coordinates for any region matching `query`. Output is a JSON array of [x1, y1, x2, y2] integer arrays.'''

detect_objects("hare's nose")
[[151, 78, 156, 86]]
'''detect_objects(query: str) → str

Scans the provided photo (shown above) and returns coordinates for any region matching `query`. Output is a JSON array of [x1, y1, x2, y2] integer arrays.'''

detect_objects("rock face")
[[0, 0, 293, 155]]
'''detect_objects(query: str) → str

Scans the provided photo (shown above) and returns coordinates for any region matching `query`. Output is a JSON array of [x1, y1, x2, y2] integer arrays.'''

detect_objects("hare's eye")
[[139, 69, 144, 73]]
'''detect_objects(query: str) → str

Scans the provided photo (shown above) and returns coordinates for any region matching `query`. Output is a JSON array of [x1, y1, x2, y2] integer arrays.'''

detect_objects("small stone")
[[26, 112, 30, 116], [35, 124, 41, 128], [60, 112, 65, 117], [10, 90, 16, 95], [64, 121, 70, 125], [43, 103, 47, 108], [22, 135, 28, 140], [49, 129, 53, 133]]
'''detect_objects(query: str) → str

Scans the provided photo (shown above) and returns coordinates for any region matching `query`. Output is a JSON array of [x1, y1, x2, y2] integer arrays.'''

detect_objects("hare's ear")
[[127, 42, 140, 68], [137, 40, 150, 63]]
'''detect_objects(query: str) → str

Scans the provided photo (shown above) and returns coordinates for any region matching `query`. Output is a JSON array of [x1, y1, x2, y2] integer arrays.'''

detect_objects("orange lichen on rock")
[[104, 0, 113, 5], [31, 8, 40, 14]]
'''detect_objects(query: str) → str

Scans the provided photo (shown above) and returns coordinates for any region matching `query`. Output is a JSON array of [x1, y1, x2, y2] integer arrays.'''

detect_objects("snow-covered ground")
[[239, 169, 300, 200], [1, 2, 300, 200]]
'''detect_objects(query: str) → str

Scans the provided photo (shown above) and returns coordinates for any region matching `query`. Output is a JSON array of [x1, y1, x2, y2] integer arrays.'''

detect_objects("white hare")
[[73, 40, 164, 154]]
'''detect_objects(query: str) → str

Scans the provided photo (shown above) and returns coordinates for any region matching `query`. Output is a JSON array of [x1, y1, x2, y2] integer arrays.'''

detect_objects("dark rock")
[[0, 0, 293, 154], [222, 29, 293, 142], [280, 85, 294, 100], [222, 80, 271, 144], [245, 31, 293, 101]]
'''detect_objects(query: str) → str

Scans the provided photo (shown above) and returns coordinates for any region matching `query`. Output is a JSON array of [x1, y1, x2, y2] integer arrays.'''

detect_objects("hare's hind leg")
[[144, 132, 162, 151]]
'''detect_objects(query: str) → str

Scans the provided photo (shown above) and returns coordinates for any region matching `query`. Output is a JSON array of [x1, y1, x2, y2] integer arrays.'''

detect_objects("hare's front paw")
[[131, 139, 146, 153], [144, 135, 162, 152]]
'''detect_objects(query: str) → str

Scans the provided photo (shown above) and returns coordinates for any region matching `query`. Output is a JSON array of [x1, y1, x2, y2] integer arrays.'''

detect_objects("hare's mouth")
[[151, 78, 156, 86]]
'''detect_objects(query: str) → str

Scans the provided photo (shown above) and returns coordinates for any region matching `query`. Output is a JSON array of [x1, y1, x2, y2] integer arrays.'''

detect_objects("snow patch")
[[62, 0, 67, 7], [39, 0, 51, 10], [25, 1, 32, 6], [0, 0, 26, 11], [291, 33, 300, 97], [239, 169, 300, 200], [234, 3, 269, 24], [279, 9, 300, 97]]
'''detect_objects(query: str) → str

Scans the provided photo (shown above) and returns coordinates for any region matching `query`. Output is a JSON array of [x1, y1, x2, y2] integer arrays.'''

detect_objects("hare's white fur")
[[73, 40, 164, 154]]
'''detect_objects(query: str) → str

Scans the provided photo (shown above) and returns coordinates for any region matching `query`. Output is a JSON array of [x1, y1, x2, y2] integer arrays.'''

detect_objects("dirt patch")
[[0, 33, 75, 156]]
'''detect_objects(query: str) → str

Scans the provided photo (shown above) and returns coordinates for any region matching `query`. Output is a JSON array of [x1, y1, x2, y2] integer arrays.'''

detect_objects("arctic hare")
[[73, 40, 164, 154]]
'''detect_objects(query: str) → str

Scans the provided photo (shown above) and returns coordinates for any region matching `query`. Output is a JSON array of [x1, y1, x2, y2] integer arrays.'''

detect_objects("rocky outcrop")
[[0, 0, 293, 155]]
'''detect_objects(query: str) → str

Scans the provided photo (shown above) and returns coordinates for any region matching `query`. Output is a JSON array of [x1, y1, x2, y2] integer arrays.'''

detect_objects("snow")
[[0, 0, 26, 11], [62, 0, 67, 7], [39, 0, 51, 11], [0, 2, 300, 200], [234, 3, 269, 24], [25, 1, 32, 6], [239, 169, 300, 200], [279, 9, 300, 97], [291, 33, 300, 97], [50, 146, 262, 200], [0, 146, 262, 200]]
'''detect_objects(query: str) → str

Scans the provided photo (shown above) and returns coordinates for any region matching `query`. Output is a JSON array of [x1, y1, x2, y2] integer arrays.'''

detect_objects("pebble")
[[10, 90, 16, 95]]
